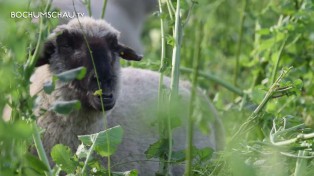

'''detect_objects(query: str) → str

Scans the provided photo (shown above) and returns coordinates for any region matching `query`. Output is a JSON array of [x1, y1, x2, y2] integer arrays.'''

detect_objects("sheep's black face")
[[56, 31, 121, 111], [37, 29, 142, 111]]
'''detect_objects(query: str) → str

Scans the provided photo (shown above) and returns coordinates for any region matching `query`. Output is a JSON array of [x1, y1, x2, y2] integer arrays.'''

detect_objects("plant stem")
[[169, 0, 183, 96], [81, 133, 99, 174], [166, 0, 174, 21], [167, 0, 176, 15], [157, 0, 169, 174], [101, 0, 108, 19], [270, 37, 287, 84], [73, 4, 111, 174], [271, 132, 314, 146], [168, 0, 182, 173], [86, 0, 92, 17], [27, 0, 52, 74], [273, 123, 305, 137], [158, 0, 167, 75], [231, 67, 292, 142], [81, 29, 111, 176], [185, 21, 202, 176], [294, 150, 309, 176], [234, 0, 248, 87], [28, 2, 53, 175], [182, 2, 196, 28], [253, 67, 291, 115], [32, 122, 52, 176], [180, 67, 244, 96]]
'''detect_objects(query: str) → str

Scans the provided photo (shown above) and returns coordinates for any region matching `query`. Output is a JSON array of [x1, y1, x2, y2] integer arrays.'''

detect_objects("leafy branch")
[[231, 67, 293, 142]]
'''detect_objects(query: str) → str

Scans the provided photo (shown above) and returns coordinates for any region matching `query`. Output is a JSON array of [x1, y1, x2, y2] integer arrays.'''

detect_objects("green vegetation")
[[1, 0, 314, 175]]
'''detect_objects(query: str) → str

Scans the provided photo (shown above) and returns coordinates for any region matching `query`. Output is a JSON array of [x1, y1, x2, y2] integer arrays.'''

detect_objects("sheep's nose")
[[97, 92, 113, 100], [101, 93, 113, 99]]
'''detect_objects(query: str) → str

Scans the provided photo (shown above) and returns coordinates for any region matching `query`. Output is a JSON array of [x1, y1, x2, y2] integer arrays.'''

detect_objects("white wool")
[[31, 66, 224, 175]]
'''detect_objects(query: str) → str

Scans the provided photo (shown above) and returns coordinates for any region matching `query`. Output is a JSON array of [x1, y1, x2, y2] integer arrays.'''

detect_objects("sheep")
[[31, 17, 224, 175], [32, 16, 142, 158], [51, 0, 157, 53]]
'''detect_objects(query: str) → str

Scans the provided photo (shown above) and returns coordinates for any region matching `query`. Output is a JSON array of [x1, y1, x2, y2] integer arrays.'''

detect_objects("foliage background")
[[1, 0, 314, 175]]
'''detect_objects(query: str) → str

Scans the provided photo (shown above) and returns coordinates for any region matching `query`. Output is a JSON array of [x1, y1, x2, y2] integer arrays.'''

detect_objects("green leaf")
[[112, 170, 138, 176], [50, 100, 81, 115], [258, 33, 285, 53], [0, 120, 33, 140], [171, 150, 185, 162], [144, 139, 168, 159], [24, 153, 48, 174], [75, 144, 88, 159], [55, 66, 86, 82], [43, 80, 55, 94], [195, 147, 214, 162], [51, 144, 78, 174], [271, 51, 280, 63], [256, 28, 271, 35], [166, 35, 175, 46], [93, 89, 103, 96], [293, 79, 303, 90], [78, 126, 124, 157], [159, 12, 168, 20], [251, 87, 267, 104]]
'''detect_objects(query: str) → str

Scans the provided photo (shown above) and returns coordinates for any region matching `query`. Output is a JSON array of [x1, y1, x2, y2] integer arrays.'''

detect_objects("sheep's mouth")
[[93, 93, 116, 111]]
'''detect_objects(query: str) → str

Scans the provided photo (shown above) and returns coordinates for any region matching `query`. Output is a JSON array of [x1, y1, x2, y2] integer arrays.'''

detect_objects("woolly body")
[[30, 17, 223, 175]]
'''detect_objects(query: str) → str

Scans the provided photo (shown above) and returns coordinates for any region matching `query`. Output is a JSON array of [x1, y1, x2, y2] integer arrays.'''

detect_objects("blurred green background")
[[1, 0, 314, 175]]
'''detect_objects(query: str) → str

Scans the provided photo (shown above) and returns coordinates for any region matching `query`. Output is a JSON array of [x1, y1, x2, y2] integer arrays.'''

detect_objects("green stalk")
[[185, 21, 202, 176], [167, 0, 176, 15], [72, 4, 111, 175], [157, 0, 169, 174], [271, 131, 314, 146], [32, 122, 52, 176], [168, 0, 183, 171], [294, 150, 309, 176], [81, 133, 99, 174], [270, 37, 287, 84], [158, 0, 167, 75], [269, 15, 290, 84], [101, 0, 108, 19], [234, 0, 248, 87], [180, 67, 244, 96], [166, 0, 174, 21], [30, 2, 53, 176], [170, 0, 182, 100], [80, 26, 111, 176], [231, 67, 292, 142], [253, 67, 291, 115], [86, 0, 92, 17], [27, 0, 52, 74]]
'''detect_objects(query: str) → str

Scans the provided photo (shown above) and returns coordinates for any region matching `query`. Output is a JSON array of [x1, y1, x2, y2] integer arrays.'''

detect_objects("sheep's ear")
[[35, 41, 55, 67], [105, 33, 143, 61], [117, 43, 143, 61]]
